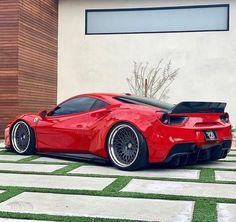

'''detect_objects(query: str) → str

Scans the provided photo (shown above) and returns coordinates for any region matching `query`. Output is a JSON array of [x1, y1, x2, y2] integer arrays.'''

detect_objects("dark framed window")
[[91, 99, 109, 110], [85, 4, 229, 35], [48, 97, 97, 116]]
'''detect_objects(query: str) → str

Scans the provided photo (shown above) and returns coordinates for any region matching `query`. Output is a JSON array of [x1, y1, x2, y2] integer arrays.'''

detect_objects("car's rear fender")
[[88, 108, 160, 158]]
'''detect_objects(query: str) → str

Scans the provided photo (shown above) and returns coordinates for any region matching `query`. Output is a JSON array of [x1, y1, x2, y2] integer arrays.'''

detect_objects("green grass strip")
[[52, 163, 82, 175], [192, 199, 217, 222], [103, 177, 132, 193], [199, 169, 215, 183], [17, 156, 40, 163], [0, 188, 23, 203]]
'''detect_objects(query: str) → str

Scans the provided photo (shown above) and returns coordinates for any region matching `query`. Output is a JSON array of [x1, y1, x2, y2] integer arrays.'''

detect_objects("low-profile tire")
[[11, 121, 36, 155], [107, 123, 148, 171]]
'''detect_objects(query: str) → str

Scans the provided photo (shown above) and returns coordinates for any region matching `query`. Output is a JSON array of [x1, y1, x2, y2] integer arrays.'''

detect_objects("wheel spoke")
[[11, 121, 30, 154], [108, 124, 140, 168]]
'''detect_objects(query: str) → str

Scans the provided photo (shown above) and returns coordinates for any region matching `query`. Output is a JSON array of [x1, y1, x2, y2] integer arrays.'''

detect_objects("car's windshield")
[[115, 95, 174, 111]]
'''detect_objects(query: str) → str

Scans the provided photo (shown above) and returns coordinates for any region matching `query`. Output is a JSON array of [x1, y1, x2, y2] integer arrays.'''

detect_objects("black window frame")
[[47, 97, 110, 117], [85, 4, 230, 35], [47, 96, 97, 116]]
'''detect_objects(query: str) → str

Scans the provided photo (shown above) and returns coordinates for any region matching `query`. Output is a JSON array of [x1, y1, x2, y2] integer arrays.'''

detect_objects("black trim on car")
[[114, 95, 173, 111], [163, 140, 231, 166], [38, 152, 108, 164]]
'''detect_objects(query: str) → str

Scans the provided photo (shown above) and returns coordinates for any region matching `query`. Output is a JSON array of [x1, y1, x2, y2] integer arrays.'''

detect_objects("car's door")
[[35, 96, 97, 152]]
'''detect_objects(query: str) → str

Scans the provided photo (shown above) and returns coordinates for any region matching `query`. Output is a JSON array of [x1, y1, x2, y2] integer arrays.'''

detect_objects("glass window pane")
[[91, 99, 109, 110], [86, 5, 229, 34], [49, 97, 96, 116]]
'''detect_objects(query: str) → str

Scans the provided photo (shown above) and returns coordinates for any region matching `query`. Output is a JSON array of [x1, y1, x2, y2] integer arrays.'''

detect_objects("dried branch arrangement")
[[126, 59, 179, 101]]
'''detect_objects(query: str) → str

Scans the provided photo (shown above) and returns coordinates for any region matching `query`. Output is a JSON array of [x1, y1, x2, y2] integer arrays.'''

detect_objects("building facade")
[[0, 0, 58, 136], [0, 0, 235, 136]]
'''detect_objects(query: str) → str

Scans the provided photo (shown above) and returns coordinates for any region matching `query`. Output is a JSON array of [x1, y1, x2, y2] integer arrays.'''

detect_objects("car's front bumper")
[[4, 126, 11, 148], [163, 140, 231, 166]]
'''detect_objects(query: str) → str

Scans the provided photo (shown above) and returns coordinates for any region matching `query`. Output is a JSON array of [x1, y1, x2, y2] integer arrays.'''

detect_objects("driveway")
[[0, 140, 235, 222]]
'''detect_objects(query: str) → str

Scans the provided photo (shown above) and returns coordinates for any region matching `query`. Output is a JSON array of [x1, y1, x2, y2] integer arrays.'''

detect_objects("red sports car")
[[4, 93, 232, 170]]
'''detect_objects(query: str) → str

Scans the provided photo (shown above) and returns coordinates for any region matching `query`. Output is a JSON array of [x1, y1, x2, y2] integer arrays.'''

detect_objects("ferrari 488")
[[4, 93, 232, 170]]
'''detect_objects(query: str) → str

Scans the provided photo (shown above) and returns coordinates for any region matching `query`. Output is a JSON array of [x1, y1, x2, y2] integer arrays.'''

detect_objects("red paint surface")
[[5, 93, 232, 163]]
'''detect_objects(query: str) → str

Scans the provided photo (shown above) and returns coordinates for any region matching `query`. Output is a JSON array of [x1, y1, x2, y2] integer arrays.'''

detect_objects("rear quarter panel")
[[88, 106, 160, 158]]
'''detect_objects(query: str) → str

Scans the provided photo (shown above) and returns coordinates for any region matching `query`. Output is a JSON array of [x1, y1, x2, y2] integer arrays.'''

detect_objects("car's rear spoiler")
[[170, 102, 226, 114]]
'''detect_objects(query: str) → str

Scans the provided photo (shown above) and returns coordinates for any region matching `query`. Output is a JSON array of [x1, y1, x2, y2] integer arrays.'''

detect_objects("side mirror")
[[38, 110, 47, 118]]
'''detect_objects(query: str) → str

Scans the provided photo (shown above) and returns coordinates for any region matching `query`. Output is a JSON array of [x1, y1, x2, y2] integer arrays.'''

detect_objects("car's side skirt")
[[37, 152, 108, 164]]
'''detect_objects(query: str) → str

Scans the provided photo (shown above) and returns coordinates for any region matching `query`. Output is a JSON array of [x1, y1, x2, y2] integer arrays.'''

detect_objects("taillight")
[[161, 113, 187, 125], [220, 112, 229, 123]]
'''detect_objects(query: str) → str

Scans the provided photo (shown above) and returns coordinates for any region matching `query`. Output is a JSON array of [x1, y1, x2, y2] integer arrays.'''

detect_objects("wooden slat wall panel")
[[18, 0, 58, 113], [0, 0, 58, 138], [0, 0, 19, 137]]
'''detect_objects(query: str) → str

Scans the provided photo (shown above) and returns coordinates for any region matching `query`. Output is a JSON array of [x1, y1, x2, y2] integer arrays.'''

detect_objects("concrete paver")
[[229, 150, 236, 155], [32, 157, 74, 163], [0, 155, 29, 162], [0, 142, 5, 149], [217, 203, 236, 222], [0, 163, 67, 173], [0, 192, 194, 222], [69, 165, 200, 179], [215, 171, 236, 182], [220, 156, 236, 161], [121, 179, 236, 199], [0, 173, 115, 190], [196, 161, 236, 169]]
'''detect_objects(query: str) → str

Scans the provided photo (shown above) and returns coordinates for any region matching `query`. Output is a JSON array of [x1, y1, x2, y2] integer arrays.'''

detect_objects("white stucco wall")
[[58, 0, 236, 126]]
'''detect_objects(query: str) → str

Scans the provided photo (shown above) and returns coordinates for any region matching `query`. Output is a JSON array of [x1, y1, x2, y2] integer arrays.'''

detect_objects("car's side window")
[[91, 99, 109, 111], [48, 97, 97, 116]]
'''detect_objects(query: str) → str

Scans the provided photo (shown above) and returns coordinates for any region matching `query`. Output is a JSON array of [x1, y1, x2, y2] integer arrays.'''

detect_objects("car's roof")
[[77, 93, 173, 111], [78, 92, 125, 104], [80, 92, 123, 97]]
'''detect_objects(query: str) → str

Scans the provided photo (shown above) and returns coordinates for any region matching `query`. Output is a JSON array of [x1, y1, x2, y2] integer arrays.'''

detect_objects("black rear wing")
[[170, 102, 226, 114]]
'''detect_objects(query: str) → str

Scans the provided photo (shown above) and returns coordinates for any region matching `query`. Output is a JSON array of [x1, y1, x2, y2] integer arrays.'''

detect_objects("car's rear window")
[[115, 95, 174, 111]]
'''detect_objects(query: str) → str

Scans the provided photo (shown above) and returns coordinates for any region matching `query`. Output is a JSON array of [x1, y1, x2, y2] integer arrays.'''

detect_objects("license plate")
[[204, 130, 217, 141]]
